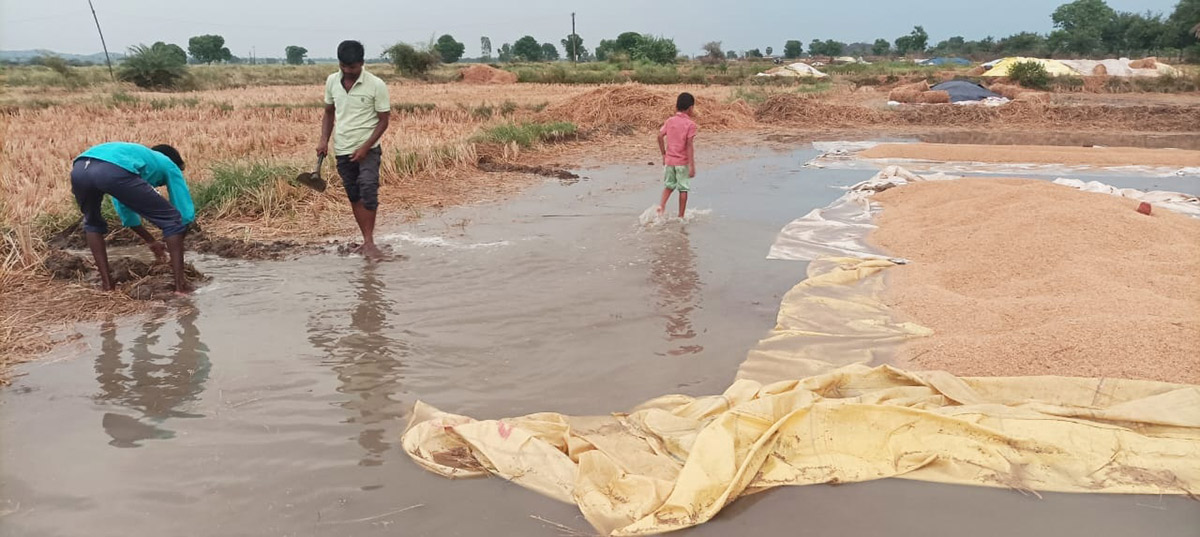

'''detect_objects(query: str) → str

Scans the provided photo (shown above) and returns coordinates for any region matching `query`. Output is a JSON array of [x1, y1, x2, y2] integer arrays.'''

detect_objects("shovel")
[[294, 154, 327, 192]]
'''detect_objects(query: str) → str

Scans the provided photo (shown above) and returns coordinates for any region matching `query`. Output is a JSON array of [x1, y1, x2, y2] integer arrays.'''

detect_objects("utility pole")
[[571, 12, 577, 63], [86, 0, 115, 81]]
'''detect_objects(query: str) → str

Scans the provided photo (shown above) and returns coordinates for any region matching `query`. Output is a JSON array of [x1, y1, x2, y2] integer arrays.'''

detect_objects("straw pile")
[[542, 85, 754, 131], [755, 94, 882, 126], [966, 66, 987, 76], [460, 64, 518, 84], [988, 83, 1028, 100], [1092, 64, 1108, 75], [917, 90, 951, 104], [887, 88, 923, 103], [1014, 92, 1051, 104], [894, 80, 931, 93], [1129, 57, 1157, 69]]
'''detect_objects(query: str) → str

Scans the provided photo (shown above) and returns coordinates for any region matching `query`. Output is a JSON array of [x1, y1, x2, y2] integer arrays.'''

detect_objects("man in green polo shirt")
[[317, 40, 391, 259]]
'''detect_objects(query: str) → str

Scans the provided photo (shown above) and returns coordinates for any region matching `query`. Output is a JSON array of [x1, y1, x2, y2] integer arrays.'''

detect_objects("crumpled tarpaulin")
[[404, 366, 1200, 536], [402, 255, 1200, 536], [766, 166, 957, 261], [1053, 178, 1200, 217]]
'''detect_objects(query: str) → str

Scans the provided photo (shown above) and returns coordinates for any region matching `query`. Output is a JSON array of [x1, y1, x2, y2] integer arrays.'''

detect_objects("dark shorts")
[[70, 158, 187, 236], [335, 146, 382, 211]]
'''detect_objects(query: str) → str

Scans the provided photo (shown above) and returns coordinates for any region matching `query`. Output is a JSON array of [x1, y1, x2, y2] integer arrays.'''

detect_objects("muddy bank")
[[860, 143, 1200, 167], [871, 178, 1200, 383], [44, 251, 209, 301], [48, 223, 314, 261]]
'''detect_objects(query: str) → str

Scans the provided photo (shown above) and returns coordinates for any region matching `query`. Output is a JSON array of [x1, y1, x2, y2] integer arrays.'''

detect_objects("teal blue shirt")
[[75, 142, 196, 228]]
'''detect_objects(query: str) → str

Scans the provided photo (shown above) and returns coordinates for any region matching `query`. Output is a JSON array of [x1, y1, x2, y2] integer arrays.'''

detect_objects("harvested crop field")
[[860, 143, 1200, 167], [871, 178, 1200, 384]]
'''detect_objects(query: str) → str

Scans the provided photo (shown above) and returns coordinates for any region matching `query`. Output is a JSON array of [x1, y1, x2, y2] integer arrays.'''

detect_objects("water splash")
[[638, 206, 712, 228]]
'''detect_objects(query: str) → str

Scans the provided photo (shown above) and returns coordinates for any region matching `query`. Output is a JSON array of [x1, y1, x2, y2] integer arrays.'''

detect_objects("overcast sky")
[[0, 0, 1180, 58]]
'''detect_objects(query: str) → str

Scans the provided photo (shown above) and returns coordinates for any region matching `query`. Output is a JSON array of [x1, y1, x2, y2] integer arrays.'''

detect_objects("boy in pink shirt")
[[656, 93, 697, 218]]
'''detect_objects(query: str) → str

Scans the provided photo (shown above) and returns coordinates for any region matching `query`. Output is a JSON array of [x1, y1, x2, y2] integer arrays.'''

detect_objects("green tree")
[[594, 39, 616, 61], [783, 40, 804, 58], [119, 43, 188, 89], [894, 26, 929, 56], [635, 36, 678, 63], [1167, 0, 1200, 55], [562, 34, 586, 61], [1049, 0, 1117, 55], [745, 48, 764, 58], [386, 43, 440, 77], [284, 46, 307, 65], [872, 38, 891, 56], [809, 39, 844, 58], [498, 43, 514, 62], [541, 42, 560, 61], [726, 50, 738, 59], [765, 46, 774, 56], [434, 34, 466, 63], [481, 36, 492, 59], [187, 34, 232, 64], [1008, 60, 1051, 89], [513, 36, 543, 61], [996, 32, 1048, 56], [615, 32, 645, 55], [152, 42, 187, 65]]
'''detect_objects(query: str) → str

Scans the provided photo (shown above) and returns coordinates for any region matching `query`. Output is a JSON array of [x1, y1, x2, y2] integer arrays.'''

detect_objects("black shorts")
[[335, 146, 382, 211], [70, 158, 187, 236]]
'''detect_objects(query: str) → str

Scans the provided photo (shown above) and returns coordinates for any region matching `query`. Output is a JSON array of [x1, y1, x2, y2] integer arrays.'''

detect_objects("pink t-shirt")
[[660, 112, 697, 166]]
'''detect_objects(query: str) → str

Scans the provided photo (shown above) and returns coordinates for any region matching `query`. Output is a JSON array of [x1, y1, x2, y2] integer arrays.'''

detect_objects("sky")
[[0, 0, 1181, 58]]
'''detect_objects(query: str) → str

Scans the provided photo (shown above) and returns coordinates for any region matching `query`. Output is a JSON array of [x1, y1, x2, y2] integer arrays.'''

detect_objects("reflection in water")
[[94, 310, 211, 448], [307, 263, 410, 466], [648, 228, 703, 356]]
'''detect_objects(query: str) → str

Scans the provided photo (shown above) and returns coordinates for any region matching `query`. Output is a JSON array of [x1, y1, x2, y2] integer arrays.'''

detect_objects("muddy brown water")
[[3, 145, 1197, 537]]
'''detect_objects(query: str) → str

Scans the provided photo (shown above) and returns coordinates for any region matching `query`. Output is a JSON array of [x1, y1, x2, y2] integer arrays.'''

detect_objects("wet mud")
[[44, 252, 209, 301], [4, 143, 1198, 537], [48, 222, 314, 261]]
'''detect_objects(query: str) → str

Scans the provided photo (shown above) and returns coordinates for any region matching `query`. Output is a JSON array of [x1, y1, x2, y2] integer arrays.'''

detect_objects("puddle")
[[2, 145, 1197, 537]]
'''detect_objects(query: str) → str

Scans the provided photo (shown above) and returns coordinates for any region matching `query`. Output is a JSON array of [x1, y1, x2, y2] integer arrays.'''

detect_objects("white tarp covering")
[[756, 62, 829, 78]]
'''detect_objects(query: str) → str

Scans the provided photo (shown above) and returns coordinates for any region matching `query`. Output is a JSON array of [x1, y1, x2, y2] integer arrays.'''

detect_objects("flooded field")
[[2, 144, 1197, 536]]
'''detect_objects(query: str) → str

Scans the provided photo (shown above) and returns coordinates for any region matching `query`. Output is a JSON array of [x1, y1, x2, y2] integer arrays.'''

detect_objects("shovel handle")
[[314, 153, 326, 173]]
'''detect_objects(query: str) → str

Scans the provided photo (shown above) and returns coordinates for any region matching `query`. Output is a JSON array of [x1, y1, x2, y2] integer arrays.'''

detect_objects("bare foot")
[[361, 243, 385, 260]]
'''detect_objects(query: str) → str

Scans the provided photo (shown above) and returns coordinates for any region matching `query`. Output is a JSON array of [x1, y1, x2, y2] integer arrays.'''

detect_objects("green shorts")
[[663, 165, 691, 192]]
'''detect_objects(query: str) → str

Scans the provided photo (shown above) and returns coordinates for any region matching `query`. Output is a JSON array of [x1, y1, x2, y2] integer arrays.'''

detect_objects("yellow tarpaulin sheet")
[[981, 57, 1078, 77], [402, 259, 1200, 536]]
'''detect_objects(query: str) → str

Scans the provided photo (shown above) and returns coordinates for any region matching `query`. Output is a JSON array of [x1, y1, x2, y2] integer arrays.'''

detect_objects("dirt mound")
[[460, 64, 518, 84], [987, 83, 1029, 100], [108, 257, 208, 300], [186, 231, 304, 260], [43, 249, 92, 280], [477, 160, 580, 182], [1129, 57, 1157, 69], [542, 85, 755, 131], [48, 224, 141, 250], [755, 94, 882, 126]]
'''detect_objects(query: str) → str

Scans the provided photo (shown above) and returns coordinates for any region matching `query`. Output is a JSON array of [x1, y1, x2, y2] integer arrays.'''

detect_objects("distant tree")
[[285, 46, 308, 65], [615, 32, 645, 55], [765, 46, 774, 56], [435, 34, 466, 63], [872, 38, 891, 56], [996, 31, 1048, 56], [153, 41, 187, 65], [745, 48, 764, 58], [562, 33, 586, 61], [726, 49, 738, 60], [894, 26, 929, 55], [1008, 60, 1051, 89], [497, 43, 514, 62], [1167, 0, 1200, 57], [386, 43, 440, 77], [188, 34, 232, 64], [481, 36, 492, 59], [701, 41, 724, 64], [594, 39, 616, 61], [541, 42, 560, 61], [783, 40, 804, 58], [513, 36, 543, 61], [635, 36, 678, 64], [1047, 0, 1118, 55], [809, 39, 845, 58], [32, 55, 73, 77], [120, 43, 188, 89], [845, 42, 873, 56]]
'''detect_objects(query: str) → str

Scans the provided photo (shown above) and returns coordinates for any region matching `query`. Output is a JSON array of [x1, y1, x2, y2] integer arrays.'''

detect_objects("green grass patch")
[[149, 97, 200, 110], [394, 102, 437, 113], [474, 121, 577, 148], [256, 101, 326, 109], [392, 145, 472, 177], [110, 91, 139, 107], [193, 162, 299, 217]]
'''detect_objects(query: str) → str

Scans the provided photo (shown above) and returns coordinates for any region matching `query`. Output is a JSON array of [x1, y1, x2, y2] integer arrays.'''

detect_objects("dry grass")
[[542, 84, 750, 131]]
